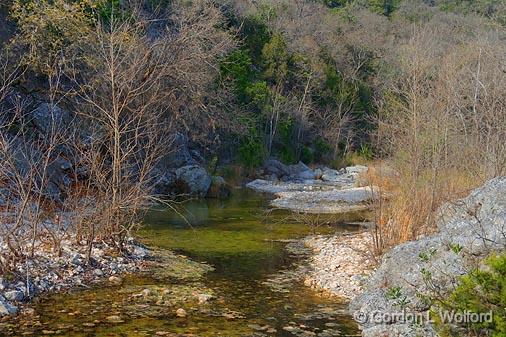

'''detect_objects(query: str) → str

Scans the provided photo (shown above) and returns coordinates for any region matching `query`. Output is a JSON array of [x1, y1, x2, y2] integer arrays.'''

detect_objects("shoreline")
[[0, 237, 151, 316], [301, 232, 376, 300]]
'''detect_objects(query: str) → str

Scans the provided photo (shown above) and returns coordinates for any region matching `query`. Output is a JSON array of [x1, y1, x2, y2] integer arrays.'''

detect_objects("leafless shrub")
[[370, 19, 506, 254]]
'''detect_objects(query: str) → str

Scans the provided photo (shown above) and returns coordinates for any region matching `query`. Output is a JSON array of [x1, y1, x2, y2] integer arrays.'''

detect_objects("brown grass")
[[363, 162, 483, 255]]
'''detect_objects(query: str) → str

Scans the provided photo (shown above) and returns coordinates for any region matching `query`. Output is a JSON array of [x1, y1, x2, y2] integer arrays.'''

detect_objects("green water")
[[2, 189, 362, 337]]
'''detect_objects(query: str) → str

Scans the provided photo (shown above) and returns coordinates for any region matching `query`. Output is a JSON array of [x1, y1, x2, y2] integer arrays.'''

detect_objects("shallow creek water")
[[2, 190, 362, 337]]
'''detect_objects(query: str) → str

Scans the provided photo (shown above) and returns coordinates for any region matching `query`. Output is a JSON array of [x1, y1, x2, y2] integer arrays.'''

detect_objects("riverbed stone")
[[175, 308, 187, 317], [0, 295, 18, 316], [93, 269, 104, 277], [4, 290, 24, 302], [105, 315, 124, 323], [108, 276, 122, 285]]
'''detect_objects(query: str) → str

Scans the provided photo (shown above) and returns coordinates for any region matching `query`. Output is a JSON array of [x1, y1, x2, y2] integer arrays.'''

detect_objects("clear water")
[[1, 189, 362, 337]]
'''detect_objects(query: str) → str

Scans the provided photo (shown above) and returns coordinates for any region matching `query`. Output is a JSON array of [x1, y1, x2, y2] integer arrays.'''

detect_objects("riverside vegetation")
[[0, 0, 505, 336]]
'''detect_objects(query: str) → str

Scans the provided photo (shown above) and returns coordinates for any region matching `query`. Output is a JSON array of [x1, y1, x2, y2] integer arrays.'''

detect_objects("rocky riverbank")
[[0, 237, 150, 316], [302, 232, 376, 300], [246, 160, 376, 214], [291, 177, 506, 337], [349, 177, 506, 337]]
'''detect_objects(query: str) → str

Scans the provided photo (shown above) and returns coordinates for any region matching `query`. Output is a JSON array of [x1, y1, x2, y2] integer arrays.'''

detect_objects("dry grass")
[[363, 162, 484, 255]]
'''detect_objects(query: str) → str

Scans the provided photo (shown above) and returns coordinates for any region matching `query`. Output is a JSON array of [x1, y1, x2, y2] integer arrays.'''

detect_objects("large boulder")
[[2, 136, 72, 202], [153, 132, 210, 198], [158, 132, 197, 170], [350, 177, 506, 337], [263, 159, 289, 178], [31, 103, 71, 134], [175, 165, 211, 197], [261, 159, 316, 181], [287, 161, 315, 181], [152, 171, 177, 196]]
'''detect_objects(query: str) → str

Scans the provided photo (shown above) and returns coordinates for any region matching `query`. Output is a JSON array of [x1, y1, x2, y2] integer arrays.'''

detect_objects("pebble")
[[108, 276, 122, 285], [4, 291, 24, 302], [105, 315, 124, 323], [175, 308, 187, 318], [93, 269, 104, 277], [303, 232, 375, 299]]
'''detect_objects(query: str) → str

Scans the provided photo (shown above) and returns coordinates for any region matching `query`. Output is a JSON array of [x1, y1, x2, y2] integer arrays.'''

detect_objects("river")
[[2, 189, 361, 337]]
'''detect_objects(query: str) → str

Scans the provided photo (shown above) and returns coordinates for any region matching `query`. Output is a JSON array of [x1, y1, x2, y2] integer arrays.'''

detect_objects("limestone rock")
[[175, 308, 187, 317], [175, 165, 212, 197], [350, 177, 506, 336], [0, 295, 18, 316], [31, 103, 71, 134]]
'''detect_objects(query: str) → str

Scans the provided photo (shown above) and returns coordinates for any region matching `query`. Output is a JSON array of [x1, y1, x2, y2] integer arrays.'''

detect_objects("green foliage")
[[386, 286, 403, 300], [261, 33, 289, 82], [145, 0, 172, 11], [94, 0, 134, 25], [437, 253, 506, 336], [276, 118, 296, 164], [314, 138, 332, 162], [385, 286, 410, 308], [239, 16, 271, 63], [357, 144, 373, 160], [448, 243, 463, 254], [11, 0, 94, 74], [245, 81, 270, 109], [319, 0, 354, 8], [318, 64, 358, 108], [220, 49, 256, 102], [419, 248, 438, 262], [300, 146, 314, 164], [438, 0, 506, 25], [367, 0, 400, 16], [208, 155, 218, 175], [420, 267, 432, 281], [237, 135, 265, 168]]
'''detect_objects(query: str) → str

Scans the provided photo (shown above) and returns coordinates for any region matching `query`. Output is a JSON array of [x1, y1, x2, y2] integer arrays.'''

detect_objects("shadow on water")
[[2, 189, 363, 337]]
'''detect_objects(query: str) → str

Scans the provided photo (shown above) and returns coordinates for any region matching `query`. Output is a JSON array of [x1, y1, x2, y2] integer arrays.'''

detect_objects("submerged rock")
[[108, 276, 122, 285], [105, 315, 124, 323]]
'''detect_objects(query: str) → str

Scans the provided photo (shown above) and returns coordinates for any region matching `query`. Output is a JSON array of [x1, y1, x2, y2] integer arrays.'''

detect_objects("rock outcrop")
[[350, 177, 506, 337], [175, 165, 212, 198], [247, 162, 373, 214], [152, 132, 213, 198], [31, 103, 71, 135]]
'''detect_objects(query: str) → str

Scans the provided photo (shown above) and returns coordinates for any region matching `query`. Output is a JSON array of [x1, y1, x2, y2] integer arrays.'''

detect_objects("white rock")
[[93, 269, 104, 277], [0, 295, 18, 316], [4, 290, 24, 302]]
